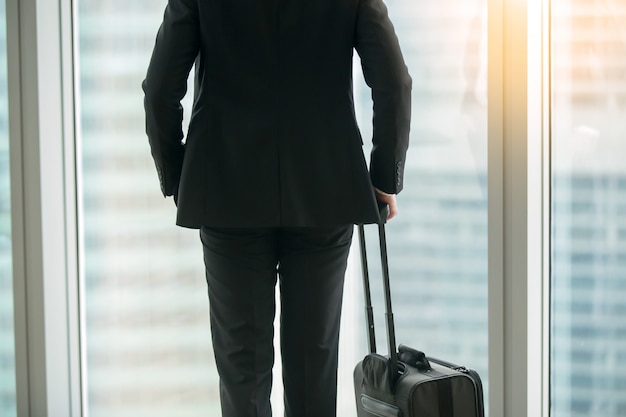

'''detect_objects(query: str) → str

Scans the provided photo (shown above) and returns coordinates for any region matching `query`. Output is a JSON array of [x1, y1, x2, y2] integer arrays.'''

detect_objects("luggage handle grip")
[[398, 344, 432, 371]]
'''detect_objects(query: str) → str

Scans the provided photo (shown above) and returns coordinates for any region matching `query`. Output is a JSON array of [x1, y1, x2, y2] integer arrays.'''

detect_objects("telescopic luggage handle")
[[358, 203, 399, 381]]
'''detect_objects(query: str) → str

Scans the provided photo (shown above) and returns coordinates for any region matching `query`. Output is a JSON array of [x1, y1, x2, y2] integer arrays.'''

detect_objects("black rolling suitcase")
[[353, 208, 485, 417]]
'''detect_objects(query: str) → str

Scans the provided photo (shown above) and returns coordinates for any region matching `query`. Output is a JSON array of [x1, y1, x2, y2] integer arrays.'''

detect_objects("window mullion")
[[527, 0, 551, 416], [489, 0, 546, 416], [487, 0, 505, 415]]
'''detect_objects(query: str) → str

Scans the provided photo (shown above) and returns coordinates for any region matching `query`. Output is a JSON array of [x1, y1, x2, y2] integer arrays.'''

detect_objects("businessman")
[[142, 0, 411, 416]]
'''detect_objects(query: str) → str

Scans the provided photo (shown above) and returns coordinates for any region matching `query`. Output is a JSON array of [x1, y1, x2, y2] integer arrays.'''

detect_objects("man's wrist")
[[374, 187, 394, 197]]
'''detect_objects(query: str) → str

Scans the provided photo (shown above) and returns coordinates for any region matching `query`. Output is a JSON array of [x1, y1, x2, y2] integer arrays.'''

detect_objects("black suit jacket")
[[143, 0, 411, 228]]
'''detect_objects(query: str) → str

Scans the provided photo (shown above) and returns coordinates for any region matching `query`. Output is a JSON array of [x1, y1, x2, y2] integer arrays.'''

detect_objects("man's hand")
[[374, 188, 398, 221]]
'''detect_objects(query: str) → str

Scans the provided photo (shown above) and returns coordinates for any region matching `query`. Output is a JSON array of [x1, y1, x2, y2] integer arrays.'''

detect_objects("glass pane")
[[0, 0, 16, 415], [551, 1, 626, 416], [76, 2, 214, 416], [350, 0, 489, 412], [78, 1, 488, 416]]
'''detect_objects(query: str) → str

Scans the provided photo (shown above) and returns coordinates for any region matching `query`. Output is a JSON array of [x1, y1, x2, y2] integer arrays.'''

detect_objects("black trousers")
[[200, 225, 354, 417]]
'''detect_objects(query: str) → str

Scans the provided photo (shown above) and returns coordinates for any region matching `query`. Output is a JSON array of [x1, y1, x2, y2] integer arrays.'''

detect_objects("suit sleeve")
[[142, 0, 200, 197], [355, 0, 412, 194]]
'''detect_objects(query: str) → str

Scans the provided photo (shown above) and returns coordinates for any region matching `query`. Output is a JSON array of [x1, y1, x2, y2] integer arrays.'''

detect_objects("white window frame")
[[7, 0, 82, 415], [6, 0, 552, 416], [487, 0, 550, 416]]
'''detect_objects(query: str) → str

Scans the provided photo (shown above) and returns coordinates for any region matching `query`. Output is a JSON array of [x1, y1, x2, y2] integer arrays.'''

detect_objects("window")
[[354, 0, 489, 408], [76, 1, 489, 415], [3, 0, 579, 415], [551, 1, 626, 416], [0, 0, 16, 415], [76, 1, 214, 416]]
